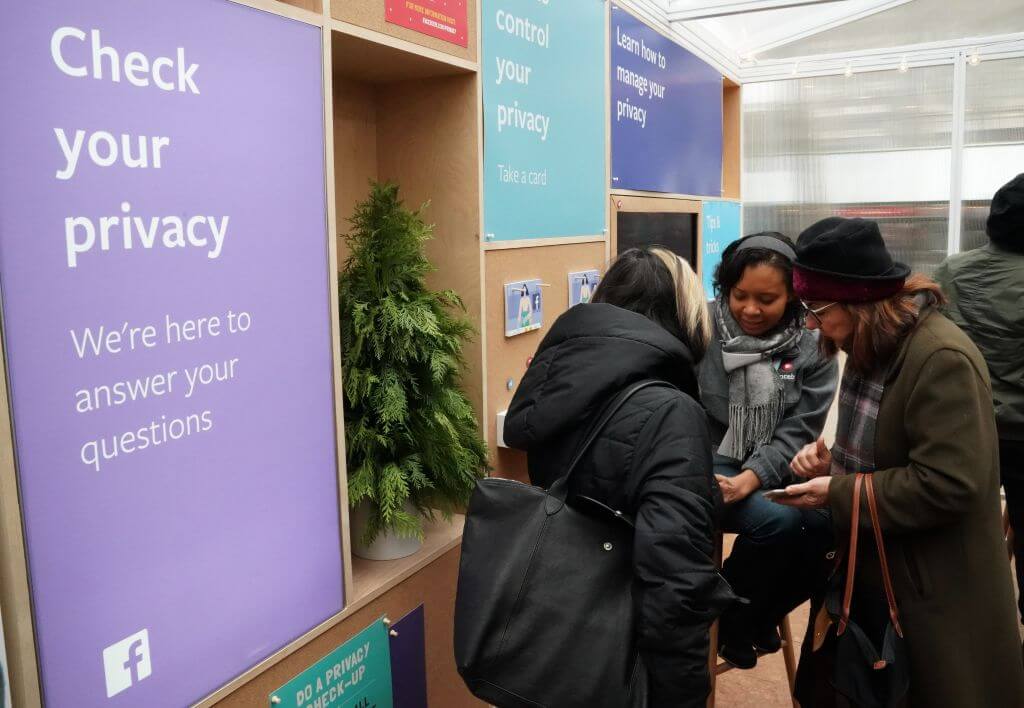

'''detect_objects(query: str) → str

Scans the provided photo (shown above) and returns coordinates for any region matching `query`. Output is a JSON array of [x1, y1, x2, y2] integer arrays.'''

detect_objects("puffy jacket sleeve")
[[743, 354, 838, 488], [629, 395, 736, 708], [934, 260, 967, 328], [829, 348, 994, 534]]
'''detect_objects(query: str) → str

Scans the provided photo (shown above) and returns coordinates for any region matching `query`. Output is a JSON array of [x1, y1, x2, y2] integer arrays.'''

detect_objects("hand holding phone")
[[762, 489, 793, 502]]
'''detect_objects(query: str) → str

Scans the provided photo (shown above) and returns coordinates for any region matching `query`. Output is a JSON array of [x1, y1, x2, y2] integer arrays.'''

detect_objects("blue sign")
[[483, 0, 606, 241], [611, 5, 723, 196], [270, 618, 393, 708], [701, 201, 742, 300]]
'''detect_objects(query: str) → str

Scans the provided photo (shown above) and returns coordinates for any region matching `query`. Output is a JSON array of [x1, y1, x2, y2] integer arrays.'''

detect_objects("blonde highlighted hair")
[[592, 246, 710, 360], [651, 247, 711, 360]]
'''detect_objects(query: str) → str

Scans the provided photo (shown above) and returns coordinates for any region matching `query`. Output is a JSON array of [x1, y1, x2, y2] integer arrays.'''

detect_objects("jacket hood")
[[504, 303, 698, 451]]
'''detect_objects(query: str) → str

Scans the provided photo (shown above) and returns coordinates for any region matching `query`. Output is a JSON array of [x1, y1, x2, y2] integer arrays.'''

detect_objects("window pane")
[[961, 57, 1024, 251], [743, 66, 954, 275]]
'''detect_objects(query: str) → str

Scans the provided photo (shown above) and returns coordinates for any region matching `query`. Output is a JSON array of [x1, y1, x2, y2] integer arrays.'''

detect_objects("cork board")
[[332, 30, 473, 84], [211, 547, 485, 708], [484, 241, 608, 481], [274, 0, 322, 12], [333, 75, 380, 249], [331, 66, 483, 419], [376, 74, 483, 418], [332, 0, 477, 64], [723, 80, 742, 200]]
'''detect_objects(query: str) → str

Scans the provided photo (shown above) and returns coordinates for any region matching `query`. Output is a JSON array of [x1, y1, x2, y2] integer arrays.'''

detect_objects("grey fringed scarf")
[[716, 299, 802, 460]]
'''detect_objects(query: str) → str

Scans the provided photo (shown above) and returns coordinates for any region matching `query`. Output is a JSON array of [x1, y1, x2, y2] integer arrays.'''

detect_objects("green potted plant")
[[340, 182, 489, 560]]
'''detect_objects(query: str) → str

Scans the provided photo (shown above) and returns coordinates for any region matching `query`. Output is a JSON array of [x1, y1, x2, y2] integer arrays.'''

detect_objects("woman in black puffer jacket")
[[504, 247, 736, 708]]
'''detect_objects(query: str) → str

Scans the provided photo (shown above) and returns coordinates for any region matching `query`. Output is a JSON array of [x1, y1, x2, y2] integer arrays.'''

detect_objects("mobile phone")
[[762, 489, 792, 501]]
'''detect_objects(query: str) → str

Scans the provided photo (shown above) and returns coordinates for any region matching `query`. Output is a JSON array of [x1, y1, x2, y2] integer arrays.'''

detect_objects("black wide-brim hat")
[[793, 217, 910, 303]]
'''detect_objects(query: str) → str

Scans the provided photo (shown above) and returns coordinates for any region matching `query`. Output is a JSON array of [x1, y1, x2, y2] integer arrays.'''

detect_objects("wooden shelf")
[[331, 29, 474, 83], [350, 514, 465, 605], [273, 0, 321, 13]]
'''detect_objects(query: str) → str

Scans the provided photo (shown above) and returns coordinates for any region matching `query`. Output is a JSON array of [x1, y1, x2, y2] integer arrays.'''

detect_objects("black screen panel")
[[616, 211, 697, 266]]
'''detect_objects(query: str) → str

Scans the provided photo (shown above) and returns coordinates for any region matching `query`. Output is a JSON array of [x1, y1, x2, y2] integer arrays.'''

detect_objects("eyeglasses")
[[801, 300, 838, 327]]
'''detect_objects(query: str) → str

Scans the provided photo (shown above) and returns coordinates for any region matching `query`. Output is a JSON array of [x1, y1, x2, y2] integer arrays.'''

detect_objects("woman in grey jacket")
[[698, 232, 838, 668]]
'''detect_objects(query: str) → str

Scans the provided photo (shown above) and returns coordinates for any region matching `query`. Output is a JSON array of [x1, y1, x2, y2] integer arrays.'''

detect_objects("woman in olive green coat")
[[779, 216, 1024, 708]]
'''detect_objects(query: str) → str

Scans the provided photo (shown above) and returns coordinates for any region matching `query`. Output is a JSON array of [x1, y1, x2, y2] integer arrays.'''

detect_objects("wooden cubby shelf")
[[330, 26, 484, 594]]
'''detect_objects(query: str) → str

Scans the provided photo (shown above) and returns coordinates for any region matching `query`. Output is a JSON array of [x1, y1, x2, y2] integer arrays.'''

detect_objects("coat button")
[[603, 542, 613, 551]]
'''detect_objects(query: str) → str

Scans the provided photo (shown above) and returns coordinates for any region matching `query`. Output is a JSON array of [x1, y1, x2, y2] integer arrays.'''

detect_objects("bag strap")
[[865, 474, 904, 638], [838, 472, 864, 635], [547, 380, 676, 505], [837, 472, 905, 639]]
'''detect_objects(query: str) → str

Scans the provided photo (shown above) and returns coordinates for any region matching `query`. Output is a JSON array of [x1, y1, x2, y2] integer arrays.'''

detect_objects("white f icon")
[[102, 629, 152, 698]]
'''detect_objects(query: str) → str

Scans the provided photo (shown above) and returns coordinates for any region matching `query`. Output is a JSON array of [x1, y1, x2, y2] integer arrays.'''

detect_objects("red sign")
[[386, 0, 468, 47]]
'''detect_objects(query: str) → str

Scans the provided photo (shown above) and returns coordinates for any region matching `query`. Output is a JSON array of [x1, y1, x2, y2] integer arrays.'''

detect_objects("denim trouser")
[[716, 455, 805, 545], [716, 455, 834, 640]]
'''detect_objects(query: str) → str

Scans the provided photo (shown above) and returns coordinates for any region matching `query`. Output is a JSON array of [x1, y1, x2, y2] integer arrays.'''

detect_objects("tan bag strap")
[[865, 474, 904, 638], [838, 472, 864, 635]]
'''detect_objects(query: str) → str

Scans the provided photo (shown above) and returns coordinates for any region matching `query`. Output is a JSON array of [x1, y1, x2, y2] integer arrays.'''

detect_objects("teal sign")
[[270, 619, 393, 708], [702, 201, 742, 300], [482, 0, 606, 241]]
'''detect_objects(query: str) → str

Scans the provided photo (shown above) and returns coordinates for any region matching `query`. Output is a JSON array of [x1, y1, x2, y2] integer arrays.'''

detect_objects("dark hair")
[[592, 246, 708, 360], [713, 231, 800, 323]]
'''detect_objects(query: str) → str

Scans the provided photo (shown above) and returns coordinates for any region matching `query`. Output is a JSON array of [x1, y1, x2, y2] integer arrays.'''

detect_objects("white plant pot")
[[350, 500, 424, 561]]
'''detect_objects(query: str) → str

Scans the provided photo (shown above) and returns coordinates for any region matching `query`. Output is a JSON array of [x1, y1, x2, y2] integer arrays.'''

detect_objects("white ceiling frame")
[[665, 0, 847, 22], [738, 0, 914, 56], [740, 31, 1024, 81], [615, 0, 744, 81]]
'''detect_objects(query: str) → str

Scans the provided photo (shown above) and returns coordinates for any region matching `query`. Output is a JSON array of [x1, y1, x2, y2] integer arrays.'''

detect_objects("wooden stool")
[[707, 533, 799, 708]]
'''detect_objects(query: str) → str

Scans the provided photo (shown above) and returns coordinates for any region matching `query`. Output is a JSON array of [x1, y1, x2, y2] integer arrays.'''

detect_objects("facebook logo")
[[102, 629, 152, 698]]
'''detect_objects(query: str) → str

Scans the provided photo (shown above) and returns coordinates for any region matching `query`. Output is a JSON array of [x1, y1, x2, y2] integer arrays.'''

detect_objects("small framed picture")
[[504, 280, 543, 337], [568, 270, 601, 307]]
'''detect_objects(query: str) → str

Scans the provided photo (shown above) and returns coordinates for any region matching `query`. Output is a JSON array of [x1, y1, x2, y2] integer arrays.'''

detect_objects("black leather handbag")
[[453, 380, 671, 708], [807, 472, 910, 708]]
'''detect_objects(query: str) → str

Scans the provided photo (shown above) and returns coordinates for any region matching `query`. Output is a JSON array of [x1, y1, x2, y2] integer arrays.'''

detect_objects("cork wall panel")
[[376, 74, 483, 418], [333, 75, 380, 261], [213, 547, 484, 707], [484, 241, 608, 481], [0, 347, 41, 706], [332, 0, 477, 64], [723, 81, 741, 200], [331, 71, 483, 419]]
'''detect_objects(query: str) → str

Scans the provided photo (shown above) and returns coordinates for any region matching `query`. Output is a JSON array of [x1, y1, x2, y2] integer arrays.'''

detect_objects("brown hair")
[[821, 274, 946, 374]]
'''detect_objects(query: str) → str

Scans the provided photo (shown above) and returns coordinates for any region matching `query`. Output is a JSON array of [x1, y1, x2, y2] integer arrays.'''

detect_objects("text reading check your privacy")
[[49, 26, 230, 268]]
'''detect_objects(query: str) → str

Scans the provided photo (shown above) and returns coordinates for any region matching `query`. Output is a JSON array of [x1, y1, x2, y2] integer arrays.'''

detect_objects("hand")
[[773, 476, 831, 509], [791, 437, 832, 479], [714, 470, 762, 504]]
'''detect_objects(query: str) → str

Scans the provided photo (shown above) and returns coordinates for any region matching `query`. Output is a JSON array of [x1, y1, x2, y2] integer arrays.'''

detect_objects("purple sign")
[[0, 2, 342, 706], [610, 5, 723, 196], [390, 605, 428, 708]]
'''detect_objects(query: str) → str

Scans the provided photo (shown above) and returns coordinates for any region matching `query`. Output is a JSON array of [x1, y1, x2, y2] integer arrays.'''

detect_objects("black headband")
[[734, 234, 796, 261]]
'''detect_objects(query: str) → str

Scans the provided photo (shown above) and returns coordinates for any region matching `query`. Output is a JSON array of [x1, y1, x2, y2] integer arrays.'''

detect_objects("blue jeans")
[[715, 455, 804, 545], [716, 455, 834, 641]]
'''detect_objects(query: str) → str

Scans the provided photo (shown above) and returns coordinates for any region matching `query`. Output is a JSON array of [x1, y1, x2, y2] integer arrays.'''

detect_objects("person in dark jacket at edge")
[[698, 232, 838, 669], [504, 246, 737, 708], [935, 173, 1024, 629]]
